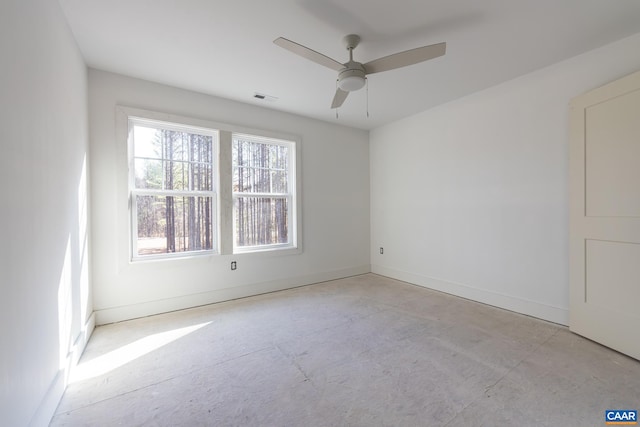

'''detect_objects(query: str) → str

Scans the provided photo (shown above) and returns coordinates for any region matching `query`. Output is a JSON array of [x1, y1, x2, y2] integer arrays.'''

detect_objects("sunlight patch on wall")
[[77, 155, 90, 324], [58, 236, 73, 371]]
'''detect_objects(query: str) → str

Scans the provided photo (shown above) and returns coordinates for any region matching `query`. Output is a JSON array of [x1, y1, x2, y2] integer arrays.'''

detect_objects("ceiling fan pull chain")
[[336, 80, 339, 119], [366, 77, 369, 118]]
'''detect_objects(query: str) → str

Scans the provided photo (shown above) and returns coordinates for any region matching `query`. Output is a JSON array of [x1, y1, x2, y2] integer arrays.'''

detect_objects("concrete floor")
[[51, 274, 640, 426]]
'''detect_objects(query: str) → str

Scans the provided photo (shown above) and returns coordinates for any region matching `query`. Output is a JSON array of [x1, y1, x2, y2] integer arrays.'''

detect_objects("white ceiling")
[[58, 0, 640, 130]]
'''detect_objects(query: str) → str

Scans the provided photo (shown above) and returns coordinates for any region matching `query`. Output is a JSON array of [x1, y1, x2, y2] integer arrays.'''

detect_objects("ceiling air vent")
[[253, 92, 278, 102]]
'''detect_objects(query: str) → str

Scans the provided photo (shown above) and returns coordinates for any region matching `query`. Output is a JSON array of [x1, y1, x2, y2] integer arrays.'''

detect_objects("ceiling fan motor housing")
[[338, 64, 366, 92]]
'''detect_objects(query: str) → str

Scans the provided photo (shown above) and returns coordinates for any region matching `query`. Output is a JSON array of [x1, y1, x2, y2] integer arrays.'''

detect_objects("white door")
[[569, 70, 640, 361]]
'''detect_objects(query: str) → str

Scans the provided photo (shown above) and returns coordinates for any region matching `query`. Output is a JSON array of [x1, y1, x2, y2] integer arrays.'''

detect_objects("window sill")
[[131, 249, 217, 263], [232, 245, 302, 257]]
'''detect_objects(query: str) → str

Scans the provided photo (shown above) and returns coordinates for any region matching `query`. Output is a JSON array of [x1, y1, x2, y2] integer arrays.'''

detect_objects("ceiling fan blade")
[[331, 88, 349, 109], [363, 42, 446, 75], [274, 37, 344, 72]]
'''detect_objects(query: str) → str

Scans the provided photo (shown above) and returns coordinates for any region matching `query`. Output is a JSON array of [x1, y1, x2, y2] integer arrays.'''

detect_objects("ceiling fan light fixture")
[[337, 68, 366, 92]]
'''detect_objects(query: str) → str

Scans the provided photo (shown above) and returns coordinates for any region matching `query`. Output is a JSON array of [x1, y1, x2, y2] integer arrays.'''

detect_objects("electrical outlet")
[[231, 261, 237, 270], [380, 247, 384, 254]]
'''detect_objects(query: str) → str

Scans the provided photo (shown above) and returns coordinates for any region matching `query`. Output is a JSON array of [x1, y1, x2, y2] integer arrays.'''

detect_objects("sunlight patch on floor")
[[70, 322, 211, 383]]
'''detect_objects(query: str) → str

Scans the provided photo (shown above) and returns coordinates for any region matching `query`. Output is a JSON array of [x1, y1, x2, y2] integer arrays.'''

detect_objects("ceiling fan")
[[274, 34, 446, 109]]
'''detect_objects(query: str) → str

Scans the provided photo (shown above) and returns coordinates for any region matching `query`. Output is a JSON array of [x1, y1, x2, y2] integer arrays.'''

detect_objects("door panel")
[[586, 239, 640, 313], [570, 70, 640, 361], [585, 89, 640, 217]]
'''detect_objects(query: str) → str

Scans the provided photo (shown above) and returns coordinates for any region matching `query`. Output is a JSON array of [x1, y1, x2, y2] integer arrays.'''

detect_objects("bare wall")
[[0, 0, 91, 425], [88, 70, 370, 324], [370, 32, 640, 325]]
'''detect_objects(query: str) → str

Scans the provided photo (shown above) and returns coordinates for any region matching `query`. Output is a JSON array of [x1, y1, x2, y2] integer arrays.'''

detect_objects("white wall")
[[370, 32, 640, 325], [89, 70, 370, 324], [0, 1, 91, 426]]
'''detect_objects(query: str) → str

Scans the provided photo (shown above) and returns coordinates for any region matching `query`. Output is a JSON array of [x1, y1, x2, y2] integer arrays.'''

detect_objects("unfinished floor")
[[51, 274, 640, 426]]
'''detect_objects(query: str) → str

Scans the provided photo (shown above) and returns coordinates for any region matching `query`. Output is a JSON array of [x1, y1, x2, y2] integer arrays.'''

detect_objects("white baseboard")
[[372, 265, 569, 326], [95, 265, 371, 325], [30, 312, 96, 427]]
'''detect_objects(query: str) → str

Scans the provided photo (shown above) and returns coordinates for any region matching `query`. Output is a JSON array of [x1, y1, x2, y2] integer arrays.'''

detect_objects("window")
[[122, 106, 300, 261], [129, 118, 218, 259], [233, 134, 296, 251]]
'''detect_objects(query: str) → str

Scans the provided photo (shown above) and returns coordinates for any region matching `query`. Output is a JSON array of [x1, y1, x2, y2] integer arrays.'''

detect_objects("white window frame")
[[128, 116, 219, 261], [231, 133, 297, 253], [119, 106, 302, 262]]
